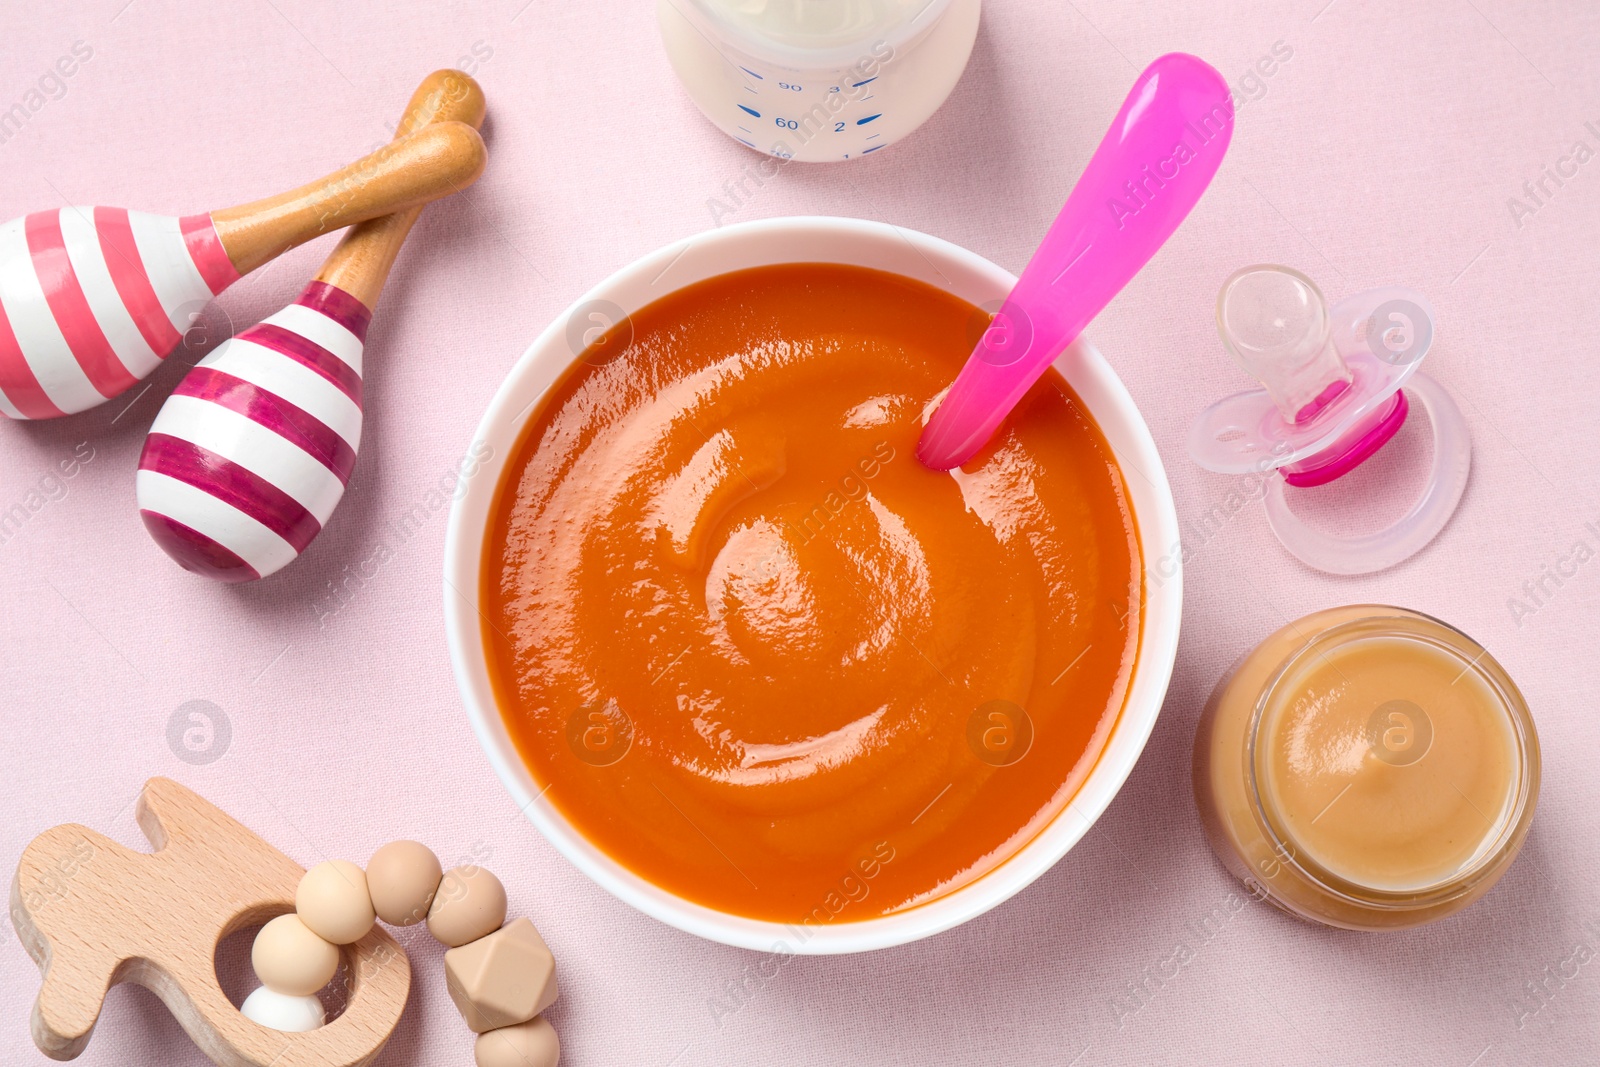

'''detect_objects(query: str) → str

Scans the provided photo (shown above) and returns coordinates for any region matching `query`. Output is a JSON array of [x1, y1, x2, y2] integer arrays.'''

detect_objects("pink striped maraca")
[[0, 119, 485, 420], [136, 71, 487, 582]]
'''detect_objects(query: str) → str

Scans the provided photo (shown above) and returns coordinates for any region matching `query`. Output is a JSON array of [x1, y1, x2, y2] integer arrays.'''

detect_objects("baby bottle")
[[658, 0, 981, 162]]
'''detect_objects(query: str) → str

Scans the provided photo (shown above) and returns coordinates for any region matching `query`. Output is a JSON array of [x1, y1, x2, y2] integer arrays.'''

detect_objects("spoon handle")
[[918, 53, 1234, 470], [313, 70, 488, 312], [209, 120, 487, 277]]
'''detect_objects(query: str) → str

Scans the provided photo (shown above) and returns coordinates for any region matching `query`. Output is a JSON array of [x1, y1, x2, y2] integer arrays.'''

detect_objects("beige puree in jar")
[[1193, 605, 1539, 930]]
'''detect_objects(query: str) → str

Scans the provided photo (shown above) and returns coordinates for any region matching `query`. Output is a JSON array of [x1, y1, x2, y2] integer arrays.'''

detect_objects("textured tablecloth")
[[2, 1, 1597, 1064]]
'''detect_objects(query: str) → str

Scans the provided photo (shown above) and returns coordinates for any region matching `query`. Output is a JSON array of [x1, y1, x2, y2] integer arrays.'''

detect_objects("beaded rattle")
[[12, 778, 560, 1067], [0, 108, 484, 420], [249, 844, 559, 1067], [136, 70, 488, 583]]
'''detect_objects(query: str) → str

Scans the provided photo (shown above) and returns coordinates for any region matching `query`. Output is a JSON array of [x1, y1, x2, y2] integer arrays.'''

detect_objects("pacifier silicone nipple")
[[1216, 266, 1351, 423], [1189, 265, 1470, 574]]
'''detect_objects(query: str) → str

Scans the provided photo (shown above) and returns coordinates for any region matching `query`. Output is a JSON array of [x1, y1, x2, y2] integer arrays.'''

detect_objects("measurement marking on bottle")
[[863, 144, 885, 154], [852, 77, 878, 87], [739, 104, 760, 117], [740, 66, 764, 79], [857, 114, 882, 125]]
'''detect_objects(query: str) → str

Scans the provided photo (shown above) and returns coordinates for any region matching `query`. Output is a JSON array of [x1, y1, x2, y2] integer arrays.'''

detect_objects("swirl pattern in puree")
[[483, 264, 1142, 922]]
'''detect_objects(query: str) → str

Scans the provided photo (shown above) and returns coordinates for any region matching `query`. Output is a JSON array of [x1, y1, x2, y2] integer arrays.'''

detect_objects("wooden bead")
[[475, 1016, 560, 1067], [240, 986, 326, 1033], [427, 865, 507, 947], [251, 914, 339, 997], [367, 841, 442, 926], [296, 860, 376, 945]]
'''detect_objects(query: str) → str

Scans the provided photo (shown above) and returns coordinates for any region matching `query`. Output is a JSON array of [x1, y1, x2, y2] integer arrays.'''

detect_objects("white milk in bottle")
[[659, 0, 981, 162]]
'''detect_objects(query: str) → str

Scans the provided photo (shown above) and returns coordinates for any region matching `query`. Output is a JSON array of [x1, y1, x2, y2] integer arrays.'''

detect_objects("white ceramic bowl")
[[443, 216, 1182, 954]]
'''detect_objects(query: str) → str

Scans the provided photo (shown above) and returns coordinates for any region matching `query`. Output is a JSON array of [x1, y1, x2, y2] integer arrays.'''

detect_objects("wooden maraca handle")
[[210, 120, 486, 277], [314, 70, 488, 310]]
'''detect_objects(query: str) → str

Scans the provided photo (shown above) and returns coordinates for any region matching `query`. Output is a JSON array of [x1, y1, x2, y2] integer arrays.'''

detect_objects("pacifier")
[[1189, 265, 1470, 574]]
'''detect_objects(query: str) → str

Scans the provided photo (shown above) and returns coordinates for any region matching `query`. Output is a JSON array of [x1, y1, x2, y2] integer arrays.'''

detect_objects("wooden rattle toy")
[[136, 70, 487, 582], [11, 778, 410, 1067], [12, 778, 563, 1067], [0, 115, 485, 420]]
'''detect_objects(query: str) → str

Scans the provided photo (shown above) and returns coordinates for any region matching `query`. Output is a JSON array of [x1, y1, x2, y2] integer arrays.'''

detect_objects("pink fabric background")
[[2, 1, 1597, 1064]]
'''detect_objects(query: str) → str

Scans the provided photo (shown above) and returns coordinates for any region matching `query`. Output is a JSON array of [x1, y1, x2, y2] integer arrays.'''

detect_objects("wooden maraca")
[[0, 117, 485, 420], [135, 71, 487, 582]]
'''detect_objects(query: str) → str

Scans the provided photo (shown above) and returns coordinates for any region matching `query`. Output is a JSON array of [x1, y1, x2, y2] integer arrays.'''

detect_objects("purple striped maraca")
[[0, 121, 485, 420], [136, 71, 487, 582]]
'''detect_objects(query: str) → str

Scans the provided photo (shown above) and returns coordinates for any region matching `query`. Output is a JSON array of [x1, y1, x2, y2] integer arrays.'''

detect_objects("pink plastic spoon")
[[917, 52, 1235, 470]]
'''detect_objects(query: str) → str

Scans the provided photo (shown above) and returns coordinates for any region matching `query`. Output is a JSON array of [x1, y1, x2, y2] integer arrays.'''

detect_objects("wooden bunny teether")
[[13, 778, 562, 1067], [135, 70, 487, 582], [10, 777, 410, 1067], [0, 116, 485, 420]]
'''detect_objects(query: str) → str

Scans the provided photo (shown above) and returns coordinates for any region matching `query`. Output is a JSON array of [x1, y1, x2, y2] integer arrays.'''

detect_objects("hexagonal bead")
[[444, 918, 559, 1033]]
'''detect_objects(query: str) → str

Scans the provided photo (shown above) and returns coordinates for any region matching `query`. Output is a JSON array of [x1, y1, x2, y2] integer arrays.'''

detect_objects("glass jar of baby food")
[[1192, 604, 1539, 930]]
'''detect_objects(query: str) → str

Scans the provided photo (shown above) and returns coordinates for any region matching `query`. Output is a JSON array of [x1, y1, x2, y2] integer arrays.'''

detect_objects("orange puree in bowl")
[[482, 263, 1142, 922]]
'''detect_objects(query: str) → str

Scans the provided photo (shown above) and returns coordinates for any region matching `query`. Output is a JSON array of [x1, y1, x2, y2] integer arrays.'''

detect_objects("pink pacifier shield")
[[1264, 374, 1470, 575]]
